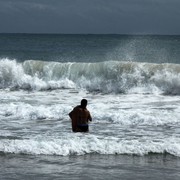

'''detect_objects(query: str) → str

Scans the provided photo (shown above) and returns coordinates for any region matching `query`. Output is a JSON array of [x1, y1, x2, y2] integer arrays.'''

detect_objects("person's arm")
[[69, 108, 79, 132], [69, 107, 77, 119], [88, 112, 92, 121], [69, 111, 73, 119]]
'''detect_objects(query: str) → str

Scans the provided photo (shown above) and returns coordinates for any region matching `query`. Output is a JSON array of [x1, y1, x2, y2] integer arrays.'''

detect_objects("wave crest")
[[1, 58, 180, 94]]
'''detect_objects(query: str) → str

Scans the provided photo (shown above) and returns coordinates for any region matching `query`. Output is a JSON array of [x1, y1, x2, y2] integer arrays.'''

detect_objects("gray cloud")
[[0, 0, 180, 34]]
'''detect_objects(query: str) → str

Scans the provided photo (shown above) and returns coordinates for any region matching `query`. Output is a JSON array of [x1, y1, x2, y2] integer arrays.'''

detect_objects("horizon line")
[[0, 32, 180, 36]]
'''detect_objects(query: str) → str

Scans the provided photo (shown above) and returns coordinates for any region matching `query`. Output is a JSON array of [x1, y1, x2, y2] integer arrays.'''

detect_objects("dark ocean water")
[[1, 154, 180, 180], [1, 34, 180, 63], [0, 34, 180, 179]]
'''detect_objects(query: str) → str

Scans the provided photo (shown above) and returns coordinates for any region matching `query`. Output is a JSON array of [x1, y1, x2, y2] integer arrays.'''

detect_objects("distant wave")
[[1, 58, 180, 95]]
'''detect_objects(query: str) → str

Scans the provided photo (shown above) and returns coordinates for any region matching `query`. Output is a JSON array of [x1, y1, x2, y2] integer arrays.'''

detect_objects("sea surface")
[[0, 34, 180, 179]]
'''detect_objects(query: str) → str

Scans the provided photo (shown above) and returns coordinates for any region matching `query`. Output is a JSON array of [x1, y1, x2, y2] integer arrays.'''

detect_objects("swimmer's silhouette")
[[69, 99, 92, 132]]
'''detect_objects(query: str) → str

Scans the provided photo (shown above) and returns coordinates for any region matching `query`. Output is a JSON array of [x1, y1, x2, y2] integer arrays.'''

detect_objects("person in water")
[[69, 99, 92, 132]]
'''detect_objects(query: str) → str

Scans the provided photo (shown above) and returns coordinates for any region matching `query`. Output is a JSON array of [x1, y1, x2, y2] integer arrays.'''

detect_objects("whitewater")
[[1, 58, 180, 94], [0, 58, 180, 157], [0, 34, 180, 179]]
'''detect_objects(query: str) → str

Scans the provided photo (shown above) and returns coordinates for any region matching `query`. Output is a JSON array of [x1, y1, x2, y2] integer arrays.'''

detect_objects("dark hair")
[[81, 99, 87, 108]]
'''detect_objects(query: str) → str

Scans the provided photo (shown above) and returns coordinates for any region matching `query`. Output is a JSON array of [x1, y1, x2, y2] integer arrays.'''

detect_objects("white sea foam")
[[0, 95, 179, 127], [0, 58, 76, 90], [1, 58, 180, 94], [0, 92, 180, 157], [0, 135, 180, 156]]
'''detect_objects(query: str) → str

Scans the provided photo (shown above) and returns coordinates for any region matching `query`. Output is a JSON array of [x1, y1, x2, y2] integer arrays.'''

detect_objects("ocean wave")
[[1, 102, 179, 126], [0, 135, 180, 157], [1, 58, 180, 95]]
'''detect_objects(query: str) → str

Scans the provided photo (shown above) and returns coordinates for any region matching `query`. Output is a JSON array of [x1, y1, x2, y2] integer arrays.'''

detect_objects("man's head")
[[81, 99, 88, 108]]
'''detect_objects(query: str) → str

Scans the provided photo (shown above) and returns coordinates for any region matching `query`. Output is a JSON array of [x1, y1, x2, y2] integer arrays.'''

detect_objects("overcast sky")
[[0, 0, 180, 34]]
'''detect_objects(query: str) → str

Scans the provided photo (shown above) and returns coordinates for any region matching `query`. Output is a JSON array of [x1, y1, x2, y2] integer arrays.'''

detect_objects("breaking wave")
[[0, 135, 180, 157], [1, 58, 180, 95]]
